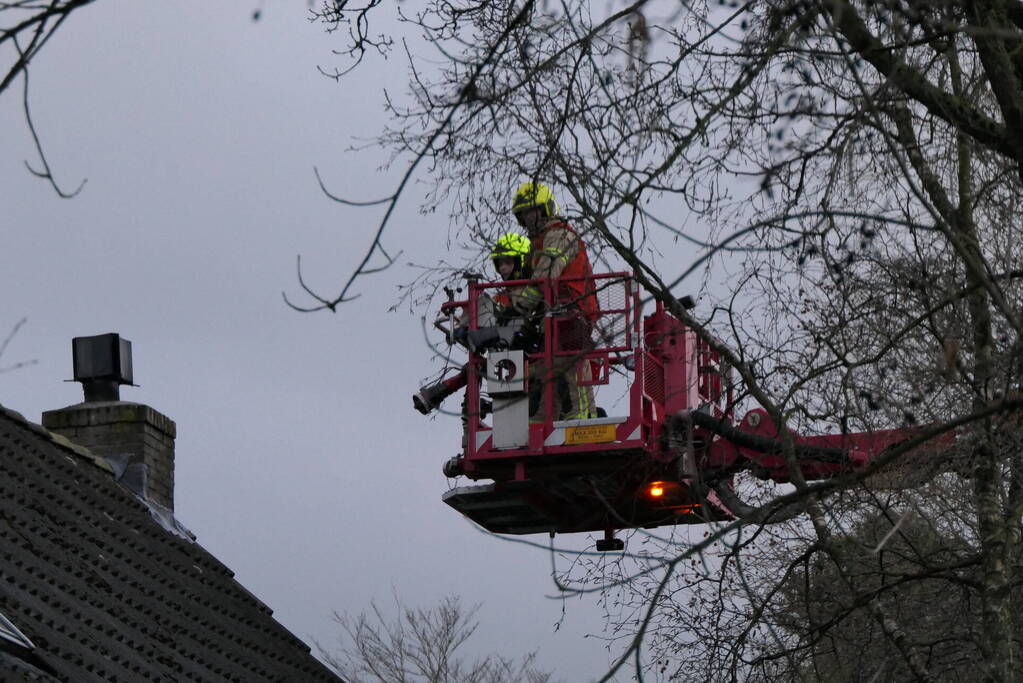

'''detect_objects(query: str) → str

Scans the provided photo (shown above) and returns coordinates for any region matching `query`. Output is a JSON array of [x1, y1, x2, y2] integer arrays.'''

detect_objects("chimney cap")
[[72, 333, 134, 387]]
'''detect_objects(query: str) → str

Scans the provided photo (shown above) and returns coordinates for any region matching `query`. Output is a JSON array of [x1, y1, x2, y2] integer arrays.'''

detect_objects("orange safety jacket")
[[532, 221, 599, 322]]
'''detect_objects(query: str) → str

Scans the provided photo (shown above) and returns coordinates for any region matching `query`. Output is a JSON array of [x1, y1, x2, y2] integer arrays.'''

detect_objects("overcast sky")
[[0, 2, 666, 680]]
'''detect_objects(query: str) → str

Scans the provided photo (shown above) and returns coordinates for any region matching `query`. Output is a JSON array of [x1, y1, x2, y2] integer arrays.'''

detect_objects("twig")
[[16, 35, 86, 198]]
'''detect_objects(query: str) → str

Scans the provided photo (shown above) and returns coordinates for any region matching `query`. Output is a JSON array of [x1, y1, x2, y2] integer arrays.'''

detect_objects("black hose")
[[681, 409, 852, 465]]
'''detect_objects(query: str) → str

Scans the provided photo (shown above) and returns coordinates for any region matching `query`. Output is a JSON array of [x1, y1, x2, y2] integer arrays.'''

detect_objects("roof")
[[0, 403, 343, 683]]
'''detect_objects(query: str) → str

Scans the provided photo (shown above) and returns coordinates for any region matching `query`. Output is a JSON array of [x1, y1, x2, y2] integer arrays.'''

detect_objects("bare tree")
[[2, 1, 94, 196], [319, 595, 557, 683], [295, 2, 1023, 679]]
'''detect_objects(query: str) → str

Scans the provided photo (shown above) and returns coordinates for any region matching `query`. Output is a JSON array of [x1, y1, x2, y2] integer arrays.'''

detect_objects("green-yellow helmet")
[[511, 182, 559, 219], [490, 232, 531, 276]]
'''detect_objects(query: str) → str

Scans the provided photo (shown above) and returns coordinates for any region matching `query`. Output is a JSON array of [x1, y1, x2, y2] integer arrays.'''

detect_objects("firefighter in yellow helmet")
[[490, 232, 531, 283], [413, 232, 532, 414], [511, 182, 598, 421]]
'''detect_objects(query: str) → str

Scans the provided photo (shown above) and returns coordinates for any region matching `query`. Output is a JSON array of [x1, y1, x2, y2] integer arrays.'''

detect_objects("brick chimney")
[[41, 334, 176, 511]]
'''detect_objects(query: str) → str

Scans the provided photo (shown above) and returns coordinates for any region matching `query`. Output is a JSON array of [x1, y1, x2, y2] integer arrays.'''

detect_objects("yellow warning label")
[[565, 423, 617, 445]]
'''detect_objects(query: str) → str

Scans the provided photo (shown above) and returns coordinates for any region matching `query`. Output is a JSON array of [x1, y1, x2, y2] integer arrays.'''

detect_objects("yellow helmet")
[[511, 182, 559, 219], [490, 232, 531, 276]]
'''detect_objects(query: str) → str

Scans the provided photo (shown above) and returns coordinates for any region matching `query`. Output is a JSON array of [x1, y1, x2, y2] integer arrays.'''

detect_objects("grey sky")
[[1, 2, 631, 680]]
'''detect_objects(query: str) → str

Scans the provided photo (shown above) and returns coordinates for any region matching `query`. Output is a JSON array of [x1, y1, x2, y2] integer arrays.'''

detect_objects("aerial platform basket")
[[436, 272, 737, 539]]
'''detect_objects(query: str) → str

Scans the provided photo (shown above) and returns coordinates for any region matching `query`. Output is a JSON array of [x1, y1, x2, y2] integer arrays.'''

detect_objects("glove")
[[515, 285, 544, 316]]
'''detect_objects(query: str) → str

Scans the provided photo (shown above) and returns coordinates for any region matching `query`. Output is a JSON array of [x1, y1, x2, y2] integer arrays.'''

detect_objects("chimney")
[[42, 334, 177, 511]]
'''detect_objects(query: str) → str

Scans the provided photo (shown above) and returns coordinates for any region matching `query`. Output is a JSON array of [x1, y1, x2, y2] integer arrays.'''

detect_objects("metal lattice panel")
[[591, 276, 632, 352]]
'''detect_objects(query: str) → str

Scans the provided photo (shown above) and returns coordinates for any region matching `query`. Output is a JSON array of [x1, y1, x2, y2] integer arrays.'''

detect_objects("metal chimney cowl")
[[72, 333, 134, 402], [42, 334, 177, 511]]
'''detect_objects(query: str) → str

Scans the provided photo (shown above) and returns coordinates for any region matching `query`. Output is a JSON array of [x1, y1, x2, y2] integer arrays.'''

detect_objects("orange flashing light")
[[647, 482, 666, 498]]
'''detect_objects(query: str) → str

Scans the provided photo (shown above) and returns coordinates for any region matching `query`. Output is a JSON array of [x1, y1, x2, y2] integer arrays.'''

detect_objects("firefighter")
[[413, 232, 532, 415], [511, 181, 598, 421]]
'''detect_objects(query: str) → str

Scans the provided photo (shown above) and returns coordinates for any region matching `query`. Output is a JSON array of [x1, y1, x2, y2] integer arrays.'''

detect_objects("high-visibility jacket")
[[530, 220, 598, 321]]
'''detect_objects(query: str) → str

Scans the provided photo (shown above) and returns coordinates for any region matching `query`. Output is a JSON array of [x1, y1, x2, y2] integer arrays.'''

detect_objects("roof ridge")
[[0, 401, 114, 475]]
